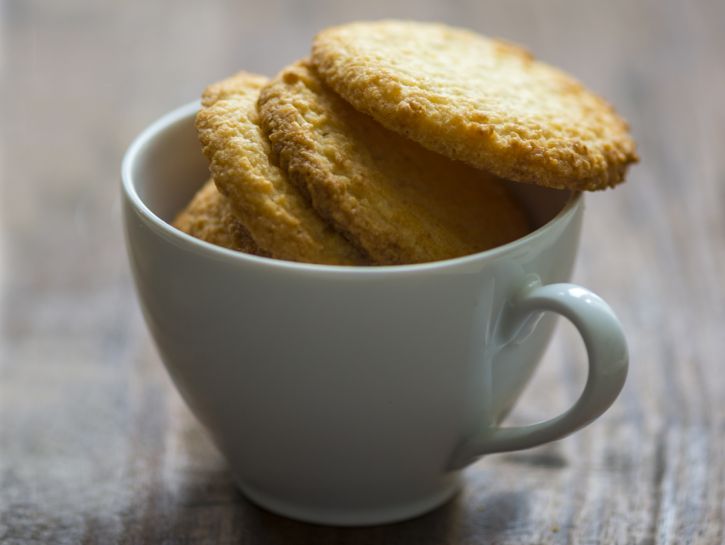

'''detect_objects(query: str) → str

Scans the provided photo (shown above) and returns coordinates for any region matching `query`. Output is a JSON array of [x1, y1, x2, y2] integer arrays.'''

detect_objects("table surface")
[[2, 1, 724, 543]]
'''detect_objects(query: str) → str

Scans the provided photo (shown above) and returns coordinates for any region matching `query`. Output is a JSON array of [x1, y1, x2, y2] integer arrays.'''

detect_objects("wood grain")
[[1, 0, 724, 543]]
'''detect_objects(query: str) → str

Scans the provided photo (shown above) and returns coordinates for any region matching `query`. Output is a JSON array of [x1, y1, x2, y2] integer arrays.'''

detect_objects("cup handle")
[[448, 283, 628, 469]]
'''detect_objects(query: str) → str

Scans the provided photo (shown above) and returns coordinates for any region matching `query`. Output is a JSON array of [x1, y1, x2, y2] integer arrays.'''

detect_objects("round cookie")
[[196, 71, 367, 265], [311, 21, 638, 190], [258, 60, 530, 265], [173, 179, 262, 255]]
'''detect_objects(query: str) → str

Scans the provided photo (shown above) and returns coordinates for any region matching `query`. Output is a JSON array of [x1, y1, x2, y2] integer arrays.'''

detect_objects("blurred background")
[[1, 0, 724, 543]]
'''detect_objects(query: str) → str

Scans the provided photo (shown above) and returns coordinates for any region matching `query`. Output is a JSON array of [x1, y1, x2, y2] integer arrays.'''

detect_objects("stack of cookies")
[[174, 21, 637, 266]]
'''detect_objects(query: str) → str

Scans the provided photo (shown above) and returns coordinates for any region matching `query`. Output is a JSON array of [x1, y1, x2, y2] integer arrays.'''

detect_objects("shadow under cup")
[[122, 102, 582, 525]]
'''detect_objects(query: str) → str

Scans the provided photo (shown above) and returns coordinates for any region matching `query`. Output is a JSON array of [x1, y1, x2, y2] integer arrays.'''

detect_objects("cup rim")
[[122, 101, 583, 276]]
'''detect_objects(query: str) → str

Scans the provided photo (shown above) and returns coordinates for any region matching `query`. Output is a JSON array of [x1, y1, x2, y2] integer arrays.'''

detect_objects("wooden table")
[[2, 1, 724, 543]]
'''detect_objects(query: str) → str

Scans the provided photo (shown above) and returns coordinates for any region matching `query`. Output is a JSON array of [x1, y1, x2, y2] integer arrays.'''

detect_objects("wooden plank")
[[1, 0, 723, 543]]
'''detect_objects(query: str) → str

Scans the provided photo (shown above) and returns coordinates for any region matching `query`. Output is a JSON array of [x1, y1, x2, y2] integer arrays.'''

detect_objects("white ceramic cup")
[[122, 102, 628, 526]]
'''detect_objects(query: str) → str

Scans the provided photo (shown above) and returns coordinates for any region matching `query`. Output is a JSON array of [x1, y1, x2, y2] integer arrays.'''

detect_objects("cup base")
[[237, 477, 462, 526]]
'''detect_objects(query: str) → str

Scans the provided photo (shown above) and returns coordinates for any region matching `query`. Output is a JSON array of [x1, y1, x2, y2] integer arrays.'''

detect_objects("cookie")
[[196, 71, 367, 265], [172, 179, 262, 254], [311, 21, 638, 190], [258, 60, 530, 265]]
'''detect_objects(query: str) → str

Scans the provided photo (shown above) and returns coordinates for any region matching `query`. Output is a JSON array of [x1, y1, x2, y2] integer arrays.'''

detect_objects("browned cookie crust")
[[196, 72, 368, 265], [312, 21, 638, 190], [172, 179, 261, 255], [258, 60, 530, 265]]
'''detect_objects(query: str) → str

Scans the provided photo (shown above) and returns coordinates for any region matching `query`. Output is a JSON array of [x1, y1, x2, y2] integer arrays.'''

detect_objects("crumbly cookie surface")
[[196, 72, 367, 265], [172, 179, 261, 254], [258, 60, 530, 265], [312, 21, 638, 190]]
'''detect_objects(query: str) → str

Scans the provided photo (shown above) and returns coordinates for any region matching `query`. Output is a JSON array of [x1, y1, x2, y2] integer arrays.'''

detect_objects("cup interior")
[[507, 181, 575, 231], [124, 102, 575, 248], [125, 102, 210, 224]]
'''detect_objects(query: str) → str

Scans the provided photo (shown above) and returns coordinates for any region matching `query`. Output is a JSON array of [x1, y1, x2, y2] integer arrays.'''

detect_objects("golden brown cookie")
[[172, 179, 261, 255], [311, 21, 638, 190], [258, 60, 530, 265], [196, 71, 367, 265]]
